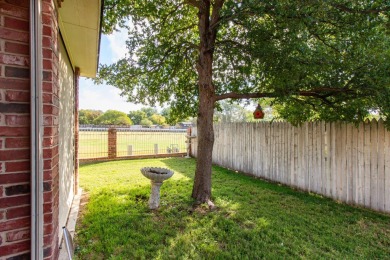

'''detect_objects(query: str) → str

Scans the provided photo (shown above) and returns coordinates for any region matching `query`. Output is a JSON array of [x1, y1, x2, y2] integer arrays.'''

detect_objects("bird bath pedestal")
[[141, 167, 174, 209]]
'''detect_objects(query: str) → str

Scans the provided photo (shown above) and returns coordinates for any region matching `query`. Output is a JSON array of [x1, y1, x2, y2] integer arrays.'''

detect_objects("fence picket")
[[297, 124, 304, 189], [314, 122, 322, 194], [293, 124, 299, 187], [370, 120, 379, 210], [285, 123, 290, 185], [307, 122, 313, 192], [270, 123, 275, 180], [335, 122, 343, 200], [289, 123, 295, 186], [345, 123, 353, 203], [276, 123, 279, 181], [319, 122, 325, 194], [384, 124, 390, 212], [265, 123, 270, 179], [283, 122, 289, 185], [324, 122, 331, 197], [377, 119, 385, 211], [363, 121, 371, 207], [351, 124, 358, 204], [357, 123, 365, 205]]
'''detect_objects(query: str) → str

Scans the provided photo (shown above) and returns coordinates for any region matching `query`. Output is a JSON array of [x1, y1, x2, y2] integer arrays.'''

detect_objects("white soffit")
[[58, 0, 102, 78]]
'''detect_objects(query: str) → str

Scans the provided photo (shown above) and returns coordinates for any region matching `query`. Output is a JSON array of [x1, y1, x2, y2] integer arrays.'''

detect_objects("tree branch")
[[215, 92, 278, 101], [215, 39, 247, 49], [211, 9, 256, 31], [161, 3, 185, 27], [185, 0, 202, 9], [210, 0, 225, 31], [168, 23, 198, 40], [331, 4, 390, 14], [152, 42, 197, 72], [303, 21, 341, 53], [215, 88, 356, 101]]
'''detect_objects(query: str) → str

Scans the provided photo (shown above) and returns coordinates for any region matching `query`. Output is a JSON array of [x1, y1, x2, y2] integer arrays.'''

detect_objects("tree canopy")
[[94, 110, 133, 125], [140, 118, 153, 126], [79, 109, 103, 125], [128, 110, 147, 125], [149, 113, 167, 125], [140, 107, 158, 118], [99, 0, 390, 126]]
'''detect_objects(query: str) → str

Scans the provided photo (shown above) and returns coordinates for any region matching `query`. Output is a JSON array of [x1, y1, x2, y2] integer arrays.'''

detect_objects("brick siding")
[[0, 0, 62, 259], [0, 0, 31, 258], [41, 0, 60, 259]]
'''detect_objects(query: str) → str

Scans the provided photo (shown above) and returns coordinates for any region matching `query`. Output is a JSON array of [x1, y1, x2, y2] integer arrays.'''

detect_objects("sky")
[[79, 28, 146, 113]]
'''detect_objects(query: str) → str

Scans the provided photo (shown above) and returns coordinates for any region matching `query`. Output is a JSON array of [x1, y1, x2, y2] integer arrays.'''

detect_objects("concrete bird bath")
[[140, 167, 174, 209]]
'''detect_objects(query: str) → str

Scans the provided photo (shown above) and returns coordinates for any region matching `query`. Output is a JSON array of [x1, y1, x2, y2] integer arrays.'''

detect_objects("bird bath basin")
[[140, 167, 174, 209]]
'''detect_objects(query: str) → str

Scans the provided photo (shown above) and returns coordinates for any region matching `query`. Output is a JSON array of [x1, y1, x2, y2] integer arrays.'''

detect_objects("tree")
[[149, 113, 166, 125], [140, 107, 158, 118], [140, 118, 153, 127], [94, 110, 133, 125], [98, 1, 390, 206], [79, 109, 103, 125], [128, 110, 147, 125]]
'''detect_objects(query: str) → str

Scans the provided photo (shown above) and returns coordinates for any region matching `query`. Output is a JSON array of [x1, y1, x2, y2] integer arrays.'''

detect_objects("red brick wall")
[[0, 0, 31, 258], [0, 0, 61, 259], [42, 0, 60, 259]]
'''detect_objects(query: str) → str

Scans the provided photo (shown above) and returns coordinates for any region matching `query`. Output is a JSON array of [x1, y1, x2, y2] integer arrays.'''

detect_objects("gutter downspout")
[[30, 0, 44, 259]]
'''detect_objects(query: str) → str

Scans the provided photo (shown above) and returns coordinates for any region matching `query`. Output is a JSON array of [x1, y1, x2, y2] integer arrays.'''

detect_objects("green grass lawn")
[[75, 158, 390, 259], [79, 131, 186, 159]]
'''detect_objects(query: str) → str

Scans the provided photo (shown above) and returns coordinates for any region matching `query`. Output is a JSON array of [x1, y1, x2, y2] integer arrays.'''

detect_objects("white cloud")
[[106, 27, 129, 62]]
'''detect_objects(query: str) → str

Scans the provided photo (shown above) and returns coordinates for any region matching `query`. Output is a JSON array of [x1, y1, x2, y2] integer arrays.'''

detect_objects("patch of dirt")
[[189, 202, 219, 214]]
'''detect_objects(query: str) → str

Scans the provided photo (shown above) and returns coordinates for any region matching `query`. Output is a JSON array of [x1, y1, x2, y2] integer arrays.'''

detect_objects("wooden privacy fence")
[[191, 120, 390, 213]]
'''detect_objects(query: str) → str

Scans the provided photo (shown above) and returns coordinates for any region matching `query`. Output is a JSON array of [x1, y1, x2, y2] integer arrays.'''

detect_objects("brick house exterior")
[[0, 0, 101, 259]]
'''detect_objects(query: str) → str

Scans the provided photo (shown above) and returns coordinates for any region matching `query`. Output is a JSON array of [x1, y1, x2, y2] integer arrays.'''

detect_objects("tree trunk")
[[191, 0, 220, 206], [192, 89, 215, 204], [191, 38, 215, 203]]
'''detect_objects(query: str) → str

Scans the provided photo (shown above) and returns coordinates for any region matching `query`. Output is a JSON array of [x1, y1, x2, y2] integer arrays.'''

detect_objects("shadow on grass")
[[164, 158, 388, 219], [75, 158, 390, 259]]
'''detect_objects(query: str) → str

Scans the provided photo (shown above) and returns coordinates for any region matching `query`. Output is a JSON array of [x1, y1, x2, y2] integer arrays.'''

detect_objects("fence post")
[[154, 144, 159, 154], [127, 145, 133, 156], [108, 127, 117, 159]]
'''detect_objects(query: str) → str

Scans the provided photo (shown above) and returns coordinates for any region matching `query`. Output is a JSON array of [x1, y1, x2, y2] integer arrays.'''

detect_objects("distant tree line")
[[78, 107, 189, 126]]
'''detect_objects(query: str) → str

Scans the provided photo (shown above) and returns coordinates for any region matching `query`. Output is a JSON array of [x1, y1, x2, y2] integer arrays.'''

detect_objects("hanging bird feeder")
[[253, 104, 265, 119]]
